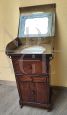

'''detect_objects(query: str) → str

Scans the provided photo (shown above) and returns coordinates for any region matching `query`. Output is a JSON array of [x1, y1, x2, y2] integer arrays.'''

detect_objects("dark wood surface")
[[10, 54, 52, 111]]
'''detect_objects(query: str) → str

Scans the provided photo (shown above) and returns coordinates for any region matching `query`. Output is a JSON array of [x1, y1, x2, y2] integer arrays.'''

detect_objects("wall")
[[0, 0, 67, 87], [0, 0, 20, 81]]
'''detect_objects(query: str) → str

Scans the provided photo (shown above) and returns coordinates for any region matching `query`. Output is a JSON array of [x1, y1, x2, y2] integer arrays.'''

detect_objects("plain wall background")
[[0, 0, 20, 81], [0, 0, 67, 87]]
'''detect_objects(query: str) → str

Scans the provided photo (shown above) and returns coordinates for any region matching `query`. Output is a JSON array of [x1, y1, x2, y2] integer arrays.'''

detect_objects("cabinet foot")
[[47, 106, 52, 112], [19, 100, 23, 108]]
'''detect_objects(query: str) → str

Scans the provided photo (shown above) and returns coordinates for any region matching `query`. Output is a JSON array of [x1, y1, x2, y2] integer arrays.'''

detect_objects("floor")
[[0, 84, 67, 115]]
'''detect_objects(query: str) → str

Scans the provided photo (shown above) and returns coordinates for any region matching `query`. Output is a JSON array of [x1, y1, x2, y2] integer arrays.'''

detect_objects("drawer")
[[32, 76, 48, 83], [18, 76, 32, 82], [12, 58, 46, 74], [17, 75, 48, 83]]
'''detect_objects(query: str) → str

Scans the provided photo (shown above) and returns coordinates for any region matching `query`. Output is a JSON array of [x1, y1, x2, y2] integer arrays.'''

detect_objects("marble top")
[[13, 40, 54, 54]]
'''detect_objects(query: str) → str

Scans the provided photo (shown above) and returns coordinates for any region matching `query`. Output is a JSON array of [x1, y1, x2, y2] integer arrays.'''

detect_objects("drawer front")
[[12, 59, 46, 74], [16, 75, 48, 83], [18, 76, 32, 82], [32, 76, 48, 83]]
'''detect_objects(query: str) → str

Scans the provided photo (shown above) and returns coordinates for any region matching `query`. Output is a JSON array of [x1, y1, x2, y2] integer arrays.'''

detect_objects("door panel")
[[19, 82, 34, 102], [35, 83, 49, 104]]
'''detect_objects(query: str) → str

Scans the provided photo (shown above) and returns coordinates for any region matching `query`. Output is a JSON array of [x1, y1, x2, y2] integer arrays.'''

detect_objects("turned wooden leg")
[[47, 104, 52, 112], [19, 100, 23, 108]]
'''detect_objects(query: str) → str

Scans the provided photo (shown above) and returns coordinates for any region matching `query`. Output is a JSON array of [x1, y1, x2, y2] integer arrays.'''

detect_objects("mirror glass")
[[24, 17, 48, 36], [18, 12, 55, 38]]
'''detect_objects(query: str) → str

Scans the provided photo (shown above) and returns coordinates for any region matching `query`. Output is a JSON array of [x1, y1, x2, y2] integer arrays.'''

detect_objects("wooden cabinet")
[[11, 55, 52, 110]]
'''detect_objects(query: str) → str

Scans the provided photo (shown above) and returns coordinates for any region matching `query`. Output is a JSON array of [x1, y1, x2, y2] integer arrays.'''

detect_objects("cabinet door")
[[19, 81, 34, 103], [35, 83, 49, 104]]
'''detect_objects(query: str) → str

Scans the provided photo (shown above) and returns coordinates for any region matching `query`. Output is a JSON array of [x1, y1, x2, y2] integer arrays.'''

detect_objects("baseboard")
[[0, 80, 16, 86], [51, 86, 67, 90]]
